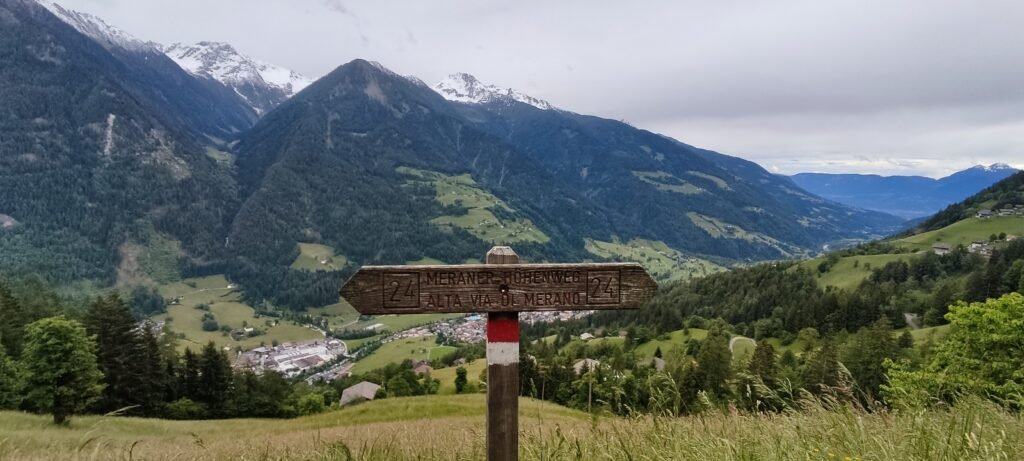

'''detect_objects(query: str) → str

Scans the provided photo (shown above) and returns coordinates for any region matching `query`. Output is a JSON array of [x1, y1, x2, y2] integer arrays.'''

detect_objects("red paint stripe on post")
[[487, 315, 519, 343]]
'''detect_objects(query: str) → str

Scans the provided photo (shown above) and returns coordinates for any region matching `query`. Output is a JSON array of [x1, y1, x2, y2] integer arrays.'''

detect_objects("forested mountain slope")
[[0, 1, 906, 308], [455, 101, 903, 260], [39, 1, 257, 140], [564, 172, 1024, 340], [225, 61, 904, 306], [0, 0, 240, 283]]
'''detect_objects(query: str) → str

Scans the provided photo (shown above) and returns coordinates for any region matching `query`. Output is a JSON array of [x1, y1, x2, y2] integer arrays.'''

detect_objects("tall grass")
[[1, 395, 1021, 461]]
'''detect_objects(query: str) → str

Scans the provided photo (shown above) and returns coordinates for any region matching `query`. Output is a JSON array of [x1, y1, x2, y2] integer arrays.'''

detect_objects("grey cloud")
[[52, 0, 1024, 177]]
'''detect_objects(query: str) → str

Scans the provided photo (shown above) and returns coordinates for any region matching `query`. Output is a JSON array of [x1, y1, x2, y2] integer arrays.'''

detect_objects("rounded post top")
[[486, 246, 520, 265]]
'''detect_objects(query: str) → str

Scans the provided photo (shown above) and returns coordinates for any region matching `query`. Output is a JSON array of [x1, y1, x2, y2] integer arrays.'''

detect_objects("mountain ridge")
[[0, 2, 907, 309], [220, 59, 905, 308], [163, 41, 312, 115], [791, 164, 1020, 219]]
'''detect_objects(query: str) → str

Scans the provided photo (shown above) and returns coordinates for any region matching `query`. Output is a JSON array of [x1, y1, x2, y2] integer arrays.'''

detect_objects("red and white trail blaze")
[[486, 315, 519, 365]]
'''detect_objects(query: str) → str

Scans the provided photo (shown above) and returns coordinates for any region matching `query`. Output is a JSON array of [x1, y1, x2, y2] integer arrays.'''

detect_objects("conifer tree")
[[137, 326, 168, 415], [695, 330, 732, 400], [841, 319, 899, 401], [84, 295, 146, 413], [181, 349, 202, 402], [0, 283, 28, 357], [801, 340, 841, 394], [748, 340, 778, 386], [197, 342, 233, 417]]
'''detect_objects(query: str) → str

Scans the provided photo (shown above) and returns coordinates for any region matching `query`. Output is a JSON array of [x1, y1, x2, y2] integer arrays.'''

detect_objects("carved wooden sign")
[[340, 262, 657, 315]]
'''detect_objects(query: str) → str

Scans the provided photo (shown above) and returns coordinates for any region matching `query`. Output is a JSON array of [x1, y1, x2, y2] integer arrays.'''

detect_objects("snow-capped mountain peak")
[[163, 42, 311, 97], [38, 1, 155, 53], [163, 41, 312, 114], [973, 163, 1016, 172], [434, 73, 554, 110]]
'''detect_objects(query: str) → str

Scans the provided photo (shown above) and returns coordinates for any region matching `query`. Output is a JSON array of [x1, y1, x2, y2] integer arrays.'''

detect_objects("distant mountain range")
[[790, 164, 1020, 219], [0, 0, 905, 309]]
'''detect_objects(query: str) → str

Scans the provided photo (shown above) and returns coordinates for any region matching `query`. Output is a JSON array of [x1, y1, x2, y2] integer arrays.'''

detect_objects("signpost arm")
[[486, 246, 519, 461]]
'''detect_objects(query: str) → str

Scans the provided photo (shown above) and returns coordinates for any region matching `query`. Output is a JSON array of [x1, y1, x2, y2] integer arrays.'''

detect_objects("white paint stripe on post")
[[486, 341, 519, 366]]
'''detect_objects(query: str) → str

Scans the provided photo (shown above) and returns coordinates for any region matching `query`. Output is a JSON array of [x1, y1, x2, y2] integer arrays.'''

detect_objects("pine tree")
[[695, 330, 732, 400], [137, 326, 168, 415], [0, 283, 28, 357], [21, 316, 104, 424], [196, 342, 233, 417], [801, 340, 841, 394], [897, 330, 914, 349], [841, 319, 899, 401], [748, 340, 778, 386], [84, 295, 146, 413], [181, 349, 202, 402]]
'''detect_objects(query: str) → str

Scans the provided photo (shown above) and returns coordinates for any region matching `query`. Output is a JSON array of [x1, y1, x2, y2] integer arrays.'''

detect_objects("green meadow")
[[2, 394, 1021, 461]]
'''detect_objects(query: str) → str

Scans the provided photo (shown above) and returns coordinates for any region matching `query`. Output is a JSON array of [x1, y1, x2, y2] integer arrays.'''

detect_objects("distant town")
[[227, 309, 598, 381]]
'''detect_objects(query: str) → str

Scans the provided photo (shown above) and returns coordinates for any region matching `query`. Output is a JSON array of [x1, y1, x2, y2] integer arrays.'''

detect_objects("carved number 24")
[[591, 277, 615, 298], [389, 279, 415, 302]]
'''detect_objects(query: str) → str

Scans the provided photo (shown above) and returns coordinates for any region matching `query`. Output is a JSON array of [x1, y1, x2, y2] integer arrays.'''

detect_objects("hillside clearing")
[[399, 167, 550, 244], [431, 359, 487, 394], [584, 238, 723, 283], [898, 216, 1024, 250], [156, 275, 322, 351], [290, 243, 348, 272], [350, 335, 456, 374], [798, 253, 918, 290]]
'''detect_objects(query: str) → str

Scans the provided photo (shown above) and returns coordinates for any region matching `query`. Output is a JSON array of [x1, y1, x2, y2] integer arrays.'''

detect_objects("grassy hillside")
[[898, 216, 1024, 250], [432, 359, 487, 395], [584, 238, 724, 283], [1, 394, 1021, 460], [156, 275, 322, 351], [350, 335, 456, 374], [399, 167, 550, 244], [290, 243, 348, 272], [797, 253, 917, 290], [799, 215, 1022, 290]]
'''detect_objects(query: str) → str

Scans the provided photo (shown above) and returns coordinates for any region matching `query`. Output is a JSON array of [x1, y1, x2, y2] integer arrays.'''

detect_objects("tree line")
[[0, 282, 337, 424]]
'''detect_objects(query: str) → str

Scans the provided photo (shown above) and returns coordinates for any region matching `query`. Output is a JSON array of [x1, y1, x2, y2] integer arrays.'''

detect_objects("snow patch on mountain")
[[434, 73, 554, 110], [972, 163, 1017, 172], [38, 1, 155, 52], [163, 42, 312, 99]]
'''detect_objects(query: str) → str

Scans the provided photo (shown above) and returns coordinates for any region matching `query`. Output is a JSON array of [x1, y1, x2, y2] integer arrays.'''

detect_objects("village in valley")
[[224, 308, 599, 398]]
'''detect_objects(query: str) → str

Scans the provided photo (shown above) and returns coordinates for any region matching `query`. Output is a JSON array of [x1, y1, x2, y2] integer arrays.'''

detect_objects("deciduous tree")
[[21, 316, 104, 424]]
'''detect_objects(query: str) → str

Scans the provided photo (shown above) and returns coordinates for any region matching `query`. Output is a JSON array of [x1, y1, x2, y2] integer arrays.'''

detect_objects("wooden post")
[[486, 246, 519, 461]]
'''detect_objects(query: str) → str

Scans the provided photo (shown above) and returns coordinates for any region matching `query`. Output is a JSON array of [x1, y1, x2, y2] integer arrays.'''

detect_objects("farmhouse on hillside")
[[413, 362, 433, 375], [340, 381, 381, 406], [932, 242, 952, 256]]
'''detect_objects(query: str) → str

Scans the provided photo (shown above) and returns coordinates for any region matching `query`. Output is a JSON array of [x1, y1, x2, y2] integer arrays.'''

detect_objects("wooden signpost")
[[340, 246, 656, 461]]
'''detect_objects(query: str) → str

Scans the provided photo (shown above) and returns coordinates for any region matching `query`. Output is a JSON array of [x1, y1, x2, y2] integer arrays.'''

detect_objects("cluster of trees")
[[517, 320, 916, 416], [336, 360, 441, 399], [0, 282, 336, 423], [543, 239, 1024, 343], [884, 293, 1024, 407]]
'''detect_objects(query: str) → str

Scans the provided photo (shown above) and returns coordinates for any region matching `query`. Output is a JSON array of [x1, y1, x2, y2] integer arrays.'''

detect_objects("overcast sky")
[[57, 0, 1024, 178]]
